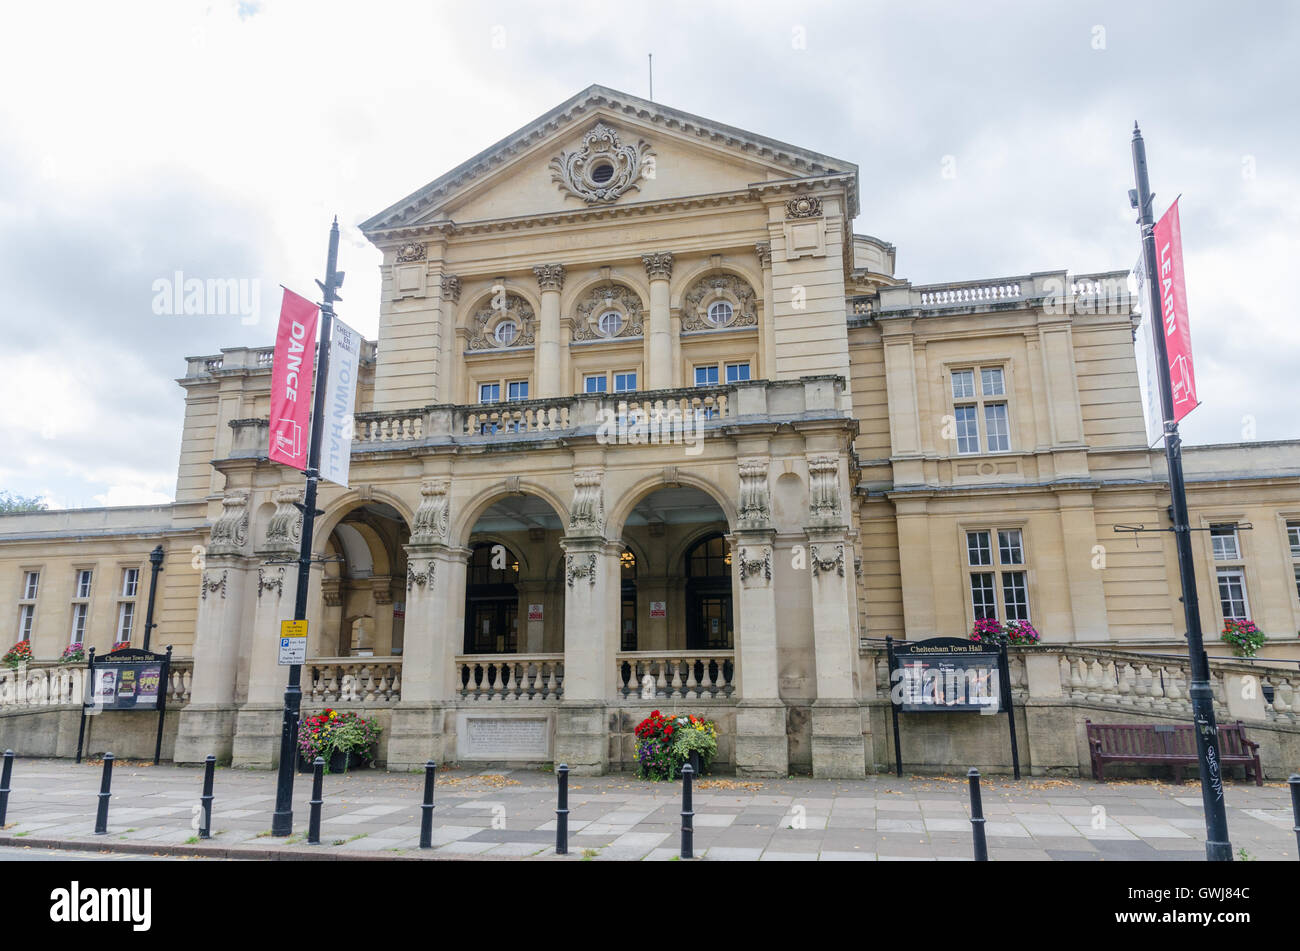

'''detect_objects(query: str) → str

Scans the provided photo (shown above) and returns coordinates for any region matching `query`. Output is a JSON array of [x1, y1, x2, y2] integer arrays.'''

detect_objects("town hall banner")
[[268, 288, 320, 470]]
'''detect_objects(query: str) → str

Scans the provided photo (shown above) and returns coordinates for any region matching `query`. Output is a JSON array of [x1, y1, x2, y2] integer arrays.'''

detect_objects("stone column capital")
[[533, 263, 566, 292], [754, 241, 771, 267], [641, 252, 675, 281]]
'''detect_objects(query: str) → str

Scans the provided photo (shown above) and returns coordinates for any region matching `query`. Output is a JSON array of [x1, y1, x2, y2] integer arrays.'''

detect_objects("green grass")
[[581, 848, 598, 861], [184, 835, 199, 845], [15, 831, 30, 837]]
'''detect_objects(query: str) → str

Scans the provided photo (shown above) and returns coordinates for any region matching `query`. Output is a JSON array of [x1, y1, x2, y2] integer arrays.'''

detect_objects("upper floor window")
[[584, 374, 608, 394], [70, 603, 88, 644], [707, 301, 733, 326], [1216, 568, 1250, 621], [951, 366, 1010, 454], [479, 383, 501, 404], [122, 568, 139, 598], [507, 380, 529, 402], [493, 320, 518, 346], [75, 569, 93, 599], [614, 372, 637, 393], [1210, 524, 1240, 561], [726, 362, 751, 383], [967, 528, 1029, 621], [597, 311, 624, 337], [694, 365, 719, 387], [23, 570, 40, 600]]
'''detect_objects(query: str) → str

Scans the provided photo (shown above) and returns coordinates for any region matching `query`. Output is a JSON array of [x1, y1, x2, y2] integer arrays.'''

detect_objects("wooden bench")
[[1085, 720, 1263, 786]]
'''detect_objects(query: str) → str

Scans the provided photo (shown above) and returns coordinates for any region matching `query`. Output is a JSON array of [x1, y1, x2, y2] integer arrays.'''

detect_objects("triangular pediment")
[[360, 85, 857, 236]]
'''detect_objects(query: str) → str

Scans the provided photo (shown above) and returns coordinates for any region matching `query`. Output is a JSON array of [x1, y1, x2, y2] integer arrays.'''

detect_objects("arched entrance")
[[462, 493, 565, 654], [320, 501, 410, 657]]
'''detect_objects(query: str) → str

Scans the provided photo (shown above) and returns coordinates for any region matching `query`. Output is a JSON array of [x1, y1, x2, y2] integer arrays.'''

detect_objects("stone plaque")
[[457, 712, 553, 761]]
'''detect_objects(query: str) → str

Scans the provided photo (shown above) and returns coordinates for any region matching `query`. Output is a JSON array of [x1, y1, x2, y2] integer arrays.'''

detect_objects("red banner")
[[1153, 198, 1198, 423], [268, 288, 320, 470]]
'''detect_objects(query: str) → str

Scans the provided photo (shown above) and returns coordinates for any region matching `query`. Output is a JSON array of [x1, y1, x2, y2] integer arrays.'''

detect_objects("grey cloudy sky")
[[1, 0, 1296, 508]]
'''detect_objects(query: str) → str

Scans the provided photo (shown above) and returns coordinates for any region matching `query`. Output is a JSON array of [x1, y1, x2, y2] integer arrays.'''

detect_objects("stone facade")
[[1, 85, 1298, 777]]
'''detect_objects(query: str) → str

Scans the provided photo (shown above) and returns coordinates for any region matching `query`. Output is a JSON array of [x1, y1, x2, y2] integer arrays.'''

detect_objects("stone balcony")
[[223, 376, 852, 459], [848, 269, 1134, 323]]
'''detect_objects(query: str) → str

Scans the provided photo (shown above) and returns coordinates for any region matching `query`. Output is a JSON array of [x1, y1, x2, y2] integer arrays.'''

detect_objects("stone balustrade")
[[305, 658, 402, 704], [919, 281, 1023, 307], [0, 659, 192, 709], [223, 377, 846, 459], [456, 654, 564, 701], [616, 651, 736, 700]]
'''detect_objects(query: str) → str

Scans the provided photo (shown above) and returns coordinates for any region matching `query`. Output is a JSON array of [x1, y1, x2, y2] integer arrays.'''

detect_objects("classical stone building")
[[2, 86, 1298, 777]]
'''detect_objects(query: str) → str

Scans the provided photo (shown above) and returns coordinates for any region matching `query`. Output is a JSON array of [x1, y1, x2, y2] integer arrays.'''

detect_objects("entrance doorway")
[[464, 542, 520, 653], [685, 533, 733, 650]]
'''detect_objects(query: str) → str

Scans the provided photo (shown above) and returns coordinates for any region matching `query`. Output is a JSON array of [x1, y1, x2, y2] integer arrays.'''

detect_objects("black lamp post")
[[141, 544, 165, 651]]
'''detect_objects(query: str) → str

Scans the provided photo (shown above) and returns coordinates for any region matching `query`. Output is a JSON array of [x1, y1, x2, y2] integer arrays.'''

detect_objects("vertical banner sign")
[[268, 288, 320, 470], [1153, 199, 1198, 423], [1133, 257, 1165, 448], [320, 317, 360, 487]]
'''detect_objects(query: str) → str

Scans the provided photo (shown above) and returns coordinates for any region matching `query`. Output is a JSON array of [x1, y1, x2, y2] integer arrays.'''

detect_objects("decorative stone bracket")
[[737, 458, 771, 528], [410, 479, 451, 545], [569, 468, 605, 537], [208, 491, 249, 555]]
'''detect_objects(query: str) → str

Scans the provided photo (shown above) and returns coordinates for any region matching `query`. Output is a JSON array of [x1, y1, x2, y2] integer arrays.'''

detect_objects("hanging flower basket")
[[297, 708, 380, 773], [60, 642, 86, 664]]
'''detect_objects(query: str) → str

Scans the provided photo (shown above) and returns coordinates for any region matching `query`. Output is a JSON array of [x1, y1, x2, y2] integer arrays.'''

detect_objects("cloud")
[[0, 0, 1296, 510]]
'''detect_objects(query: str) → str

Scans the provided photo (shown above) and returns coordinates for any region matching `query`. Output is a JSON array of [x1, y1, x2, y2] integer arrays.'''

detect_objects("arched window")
[[687, 533, 731, 577]]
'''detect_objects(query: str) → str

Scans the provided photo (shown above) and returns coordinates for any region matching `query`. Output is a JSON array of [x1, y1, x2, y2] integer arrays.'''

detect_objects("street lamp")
[[141, 544, 165, 651]]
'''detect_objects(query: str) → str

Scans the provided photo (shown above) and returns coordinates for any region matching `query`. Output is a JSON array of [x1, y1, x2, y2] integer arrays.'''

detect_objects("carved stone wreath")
[[550, 123, 653, 204], [682, 274, 758, 332], [256, 566, 284, 599], [809, 544, 845, 578], [565, 552, 597, 588], [396, 242, 426, 264], [466, 292, 536, 351], [573, 284, 644, 341], [785, 196, 823, 219], [407, 560, 433, 593], [738, 546, 772, 584], [200, 570, 228, 601]]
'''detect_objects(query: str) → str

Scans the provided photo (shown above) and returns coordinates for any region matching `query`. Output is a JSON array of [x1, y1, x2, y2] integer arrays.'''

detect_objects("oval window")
[[591, 162, 614, 184], [707, 301, 733, 325], [598, 310, 623, 336], [494, 320, 518, 346]]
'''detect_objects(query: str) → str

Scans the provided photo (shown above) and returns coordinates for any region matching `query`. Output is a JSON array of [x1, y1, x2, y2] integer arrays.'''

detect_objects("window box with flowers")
[[297, 709, 381, 773], [1221, 619, 1265, 657], [3, 641, 32, 669], [633, 710, 718, 781], [969, 619, 1040, 649], [60, 642, 86, 665]]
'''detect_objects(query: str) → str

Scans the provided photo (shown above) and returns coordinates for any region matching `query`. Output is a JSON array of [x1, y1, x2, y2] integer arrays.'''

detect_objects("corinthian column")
[[534, 264, 565, 398], [642, 252, 674, 390]]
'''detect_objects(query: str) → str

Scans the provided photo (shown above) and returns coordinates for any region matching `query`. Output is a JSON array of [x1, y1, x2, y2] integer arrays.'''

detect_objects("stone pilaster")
[[642, 252, 674, 390], [232, 564, 295, 768], [387, 543, 467, 769], [173, 554, 249, 764], [730, 522, 788, 776], [534, 264, 565, 398]]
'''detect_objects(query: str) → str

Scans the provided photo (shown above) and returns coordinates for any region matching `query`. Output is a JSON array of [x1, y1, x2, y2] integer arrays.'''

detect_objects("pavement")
[[0, 758, 1296, 861]]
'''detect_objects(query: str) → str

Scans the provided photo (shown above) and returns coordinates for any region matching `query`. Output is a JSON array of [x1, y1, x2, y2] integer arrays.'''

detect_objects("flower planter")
[[298, 751, 371, 774]]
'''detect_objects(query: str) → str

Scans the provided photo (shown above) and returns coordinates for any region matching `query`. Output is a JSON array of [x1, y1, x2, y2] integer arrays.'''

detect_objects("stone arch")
[[456, 280, 542, 350], [566, 277, 648, 342], [669, 261, 763, 313], [463, 532, 532, 575], [670, 524, 733, 575], [313, 488, 415, 552], [606, 471, 736, 541], [561, 271, 651, 317], [452, 480, 571, 548]]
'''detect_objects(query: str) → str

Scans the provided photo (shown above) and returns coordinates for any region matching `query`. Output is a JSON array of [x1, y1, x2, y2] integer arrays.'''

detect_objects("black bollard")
[[1289, 774, 1300, 861], [555, 764, 570, 855], [94, 753, 114, 835], [198, 755, 215, 839], [307, 757, 324, 845], [0, 750, 13, 827], [967, 768, 988, 862], [680, 763, 695, 859], [419, 761, 436, 849]]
